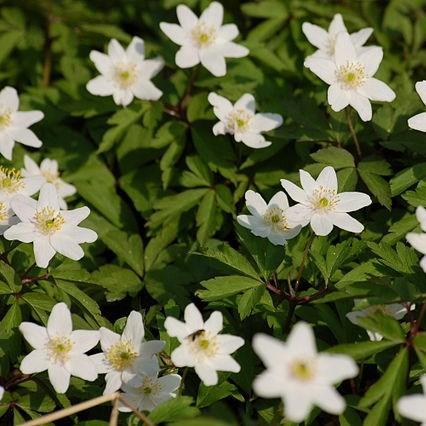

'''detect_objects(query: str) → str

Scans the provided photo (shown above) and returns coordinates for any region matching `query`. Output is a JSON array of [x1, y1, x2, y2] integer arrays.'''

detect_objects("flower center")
[[0, 167, 24, 194], [0, 202, 9, 222], [46, 336, 73, 364], [187, 329, 219, 359], [191, 22, 217, 48], [263, 206, 290, 232], [106, 340, 138, 371], [138, 377, 162, 396], [0, 111, 11, 129], [310, 187, 339, 212], [336, 62, 366, 89], [114, 64, 137, 88], [290, 359, 315, 382], [34, 207, 65, 235], [227, 109, 252, 133]]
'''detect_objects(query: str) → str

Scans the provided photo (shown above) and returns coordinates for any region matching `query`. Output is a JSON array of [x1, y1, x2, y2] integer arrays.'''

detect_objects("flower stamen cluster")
[[0, 167, 24, 193], [106, 340, 139, 371], [336, 62, 366, 89], [191, 22, 217, 48], [0, 110, 11, 129], [34, 207, 65, 235], [114, 64, 138, 89], [310, 187, 340, 212], [46, 336, 73, 364]]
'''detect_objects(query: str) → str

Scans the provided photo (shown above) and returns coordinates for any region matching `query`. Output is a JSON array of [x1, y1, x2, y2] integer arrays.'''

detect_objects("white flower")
[[87, 37, 164, 107], [408, 81, 426, 132], [0, 165, 44, 202], [0, 386, 3, 401], [208, 93, 282, 148], [90, 311, 165, 395], [237, 190, 301, 245], [302, 13, 373, 61], [406, 206, 426, 272], [0, 86, 44, 160], [252, 322, 358, 423], [119, 357, 181, 413], [22, 155, 76, 210], [281, 166, 371, 236], [4, 183, 97, 268], [346, 300, 414, 341], [160, 2, 249, 77], [305, 32, 395, 121], [164, 303, 244, 386], [398, 375, 426, 425], [19, 302, 99, 394]]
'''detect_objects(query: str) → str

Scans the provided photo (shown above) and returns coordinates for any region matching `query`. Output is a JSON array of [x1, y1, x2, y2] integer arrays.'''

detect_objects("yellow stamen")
[[0, 166, 24, 193], [34, 207, 65, 235], [47, 337, 73, 363], [106, 340, 138, 371]]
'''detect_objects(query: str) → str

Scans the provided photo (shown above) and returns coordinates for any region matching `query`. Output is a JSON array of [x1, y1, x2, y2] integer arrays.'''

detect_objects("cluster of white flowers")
[[19, 303, 181, 412], [238, 165, 372, 243]]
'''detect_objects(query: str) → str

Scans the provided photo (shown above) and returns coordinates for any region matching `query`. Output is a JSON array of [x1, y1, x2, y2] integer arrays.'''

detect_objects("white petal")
[[421, 256, 426, 272], [328, 13, 347, 35], [38, 183, 59, 211], [253, 371, 286, 398], [335, 192, 372, 212], [199, 49, 226, 77], [9, 195, 36, 222], [194, 363, 218, 386], [204, 311, 223, 335], [139, 340, 165, 358], [283, 390, 314, 423], [235, 94, 255, 113], [171, 344, 194, 367], [112, 89, 133, 107], [350, 28, 373, 47], [349, 93, 372, 122], [398, 395, 426, 422], [132, 80, 162, 101], [236, 214, 268, 235], [302, 23, 328, 50], [251, 113, 282, 132], [287, 322, 317, 356], [126, 36, 145, 61], [219, 42, 249, 58], [86, 76, 114, 96], [68, 354, 97, 381], [176, 4, 198, 30], [200, 1, 223, 27], [0, 134, 15, 160], [104, 371, 123, 394], [217, 334, 244, 354], [71, 330, 99, 354], [48, 302, 72, 337], [280, 179, 308, 204], [218, 24, 239, 42], [328, 84, 350, 112], [314, 386, 346, 415], [406, 233, 426, 255], [61, 206, 90, 225], [48, 364, 70, 394], [99, 327, 120, 352], [122, 311, 145, 347], [285, 204, 312, 227], [304, 57, 335, 85], [89, 51, 112, 74], [359, 46, 383, 76], [13, 111, 44, 128], [62, 225, 97, 244], [334, 32, 357, 66], [160, 23, 186, 45], [21, 176, 44, 197], [317, 353, 359, 383], [19, 323, 48, 349], [359, 78, 396, 102], [245, 190, 267, 216], [241, 133, 271, 149], [269, 191, 289, 210], [252, 333, 287, 368], [176, 46, 200, 69], [57, 180, 76, 199], [417, 206, 426, 231], [415, 81, 426, 105], [300, 169, 317, 195], [3, 222, 36, 243], [408, 112, 426, 132], [329, 212, 364, 233], [9, 128, 42, 148], [0, 87, 19, 111], [208, 92, 233, 121], [158, 374, 181, 394], [310, 214, 334, 236], [210, 354, 240, 372], [90, 353, 110, 374], [212, 121, 226, 135], [50, 234, 84, 261], [316, 166, 337, 191], [140, 57, 164, 79], [108, 39, 126, 60], [164, 317, 189, 340], [20, 350, 49, 374], [184, 303, 204, 331]]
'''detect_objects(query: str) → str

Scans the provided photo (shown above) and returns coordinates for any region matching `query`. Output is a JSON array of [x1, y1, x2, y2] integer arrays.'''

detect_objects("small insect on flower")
[[302, 13, 374, 61], [19, 302, 99, 394], [119, 357, 181, 413], [237, 190, 301, 245], [304, 32, 395, 121], [408, 81, 426, 132], [22, 155, 76, 210], [4, 183, 97, 268], [164, 303, 244, 386], [281, 166, 372, 236], [87, 37, 164, 106], [160, 2, 249, 77], [90, 311, 165, 395], [0, 86, 44, 160], [397, 375, 426, 425], [208, 93, 283, 148], [252, 322, 359, 423]]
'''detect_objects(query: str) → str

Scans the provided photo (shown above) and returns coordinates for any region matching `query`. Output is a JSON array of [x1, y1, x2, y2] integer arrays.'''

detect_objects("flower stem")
[[346, 108, 362, 158], [294, 233, 315, 293]]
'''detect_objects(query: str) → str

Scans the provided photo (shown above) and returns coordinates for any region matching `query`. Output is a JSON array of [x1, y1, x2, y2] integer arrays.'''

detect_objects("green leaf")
[[197, 382, 237, 408], [327, 340, 399, 361], [311, 147, 355, 169], [196, 190, 218, 246], [358, 168, 391, 210], [148, 396, 199, 423], [356, 312, 405, 342]]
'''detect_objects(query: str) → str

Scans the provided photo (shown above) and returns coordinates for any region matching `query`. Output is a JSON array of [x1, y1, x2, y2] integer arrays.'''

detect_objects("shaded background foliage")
[[0, 0, 426, 424]]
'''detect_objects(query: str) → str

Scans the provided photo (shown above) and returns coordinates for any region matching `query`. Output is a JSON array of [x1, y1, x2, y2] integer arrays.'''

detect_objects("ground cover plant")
[[0, 0, 426, 425]]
